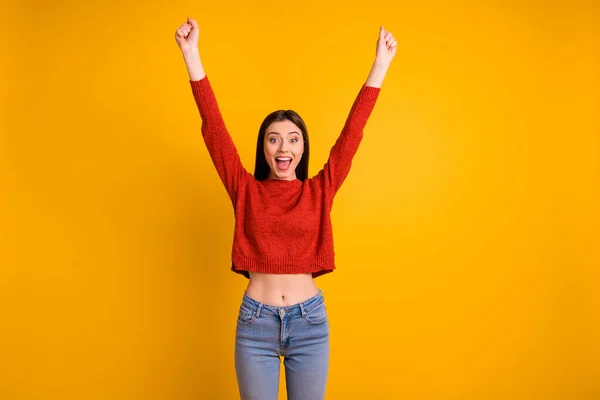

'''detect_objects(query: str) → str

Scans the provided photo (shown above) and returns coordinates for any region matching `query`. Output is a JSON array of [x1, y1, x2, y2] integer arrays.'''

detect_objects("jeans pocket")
[[304, 302, 328, 326], [237, 304, 257, 325]]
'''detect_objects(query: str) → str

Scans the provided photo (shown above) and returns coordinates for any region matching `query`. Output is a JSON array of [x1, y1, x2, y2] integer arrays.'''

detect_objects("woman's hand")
[[175, 17, 200, 55], [175, 17, 205, 80], [375, 26, 397, 66], [365, 26, 396, 87]]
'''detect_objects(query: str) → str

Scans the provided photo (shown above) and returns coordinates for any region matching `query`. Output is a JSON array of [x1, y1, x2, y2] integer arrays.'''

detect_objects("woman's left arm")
[[316, 27, 397, 194]]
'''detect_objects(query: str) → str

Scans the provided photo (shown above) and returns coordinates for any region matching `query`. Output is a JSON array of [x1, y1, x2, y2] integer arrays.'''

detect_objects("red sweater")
[[190, 77, 380, 278]]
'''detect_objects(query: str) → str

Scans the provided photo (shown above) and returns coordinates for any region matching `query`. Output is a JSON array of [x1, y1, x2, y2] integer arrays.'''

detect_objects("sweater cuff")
[[362, 84, 381, 101], [189, 76, 219, 118], [190, 76, 210, 96]]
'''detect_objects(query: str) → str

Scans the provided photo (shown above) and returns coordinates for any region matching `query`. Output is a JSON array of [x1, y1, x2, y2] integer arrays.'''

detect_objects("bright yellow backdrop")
[[1, 0, 599, 399]]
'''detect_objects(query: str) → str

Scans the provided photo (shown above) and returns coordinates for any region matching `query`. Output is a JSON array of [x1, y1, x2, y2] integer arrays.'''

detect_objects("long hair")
[[254, 110, 310, 181]]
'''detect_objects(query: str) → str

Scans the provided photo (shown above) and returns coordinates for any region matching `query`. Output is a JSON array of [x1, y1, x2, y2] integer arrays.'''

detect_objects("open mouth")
[[275, 157, 292, 171]]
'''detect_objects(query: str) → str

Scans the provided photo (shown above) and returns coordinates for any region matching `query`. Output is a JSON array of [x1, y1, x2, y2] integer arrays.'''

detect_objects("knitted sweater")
[[190, 76, 380, 278]]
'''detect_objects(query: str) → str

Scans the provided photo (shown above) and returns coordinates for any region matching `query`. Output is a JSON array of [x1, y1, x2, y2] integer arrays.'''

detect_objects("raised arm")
[[175, 17, 248, 203], [317, 26, 397, 194]]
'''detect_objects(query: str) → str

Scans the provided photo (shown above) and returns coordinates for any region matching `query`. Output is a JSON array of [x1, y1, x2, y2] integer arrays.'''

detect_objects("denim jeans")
[[234, 290, 330, 400]]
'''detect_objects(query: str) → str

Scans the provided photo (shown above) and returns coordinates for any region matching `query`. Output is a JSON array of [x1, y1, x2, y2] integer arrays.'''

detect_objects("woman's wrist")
[[365, 59, 390, 88], [182, 47, 200, 61], [373, 57, 391, 69], [181, 48, 206, 81]]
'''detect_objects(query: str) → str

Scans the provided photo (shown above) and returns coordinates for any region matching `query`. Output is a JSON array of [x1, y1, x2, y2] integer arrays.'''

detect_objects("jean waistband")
[[241, 289, 324, 318]]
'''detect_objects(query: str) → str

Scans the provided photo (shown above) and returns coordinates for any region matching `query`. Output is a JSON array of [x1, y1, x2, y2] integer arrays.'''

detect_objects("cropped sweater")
[[190, 76, 380, 278]]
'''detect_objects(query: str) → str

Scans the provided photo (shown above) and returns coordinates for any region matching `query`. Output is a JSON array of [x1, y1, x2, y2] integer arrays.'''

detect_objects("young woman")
[[175, 17, 396, 400]]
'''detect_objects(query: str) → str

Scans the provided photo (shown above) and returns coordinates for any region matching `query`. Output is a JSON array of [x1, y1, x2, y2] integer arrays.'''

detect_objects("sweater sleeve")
[[190, 77, 248, 203], [315, 84, 380, 195]]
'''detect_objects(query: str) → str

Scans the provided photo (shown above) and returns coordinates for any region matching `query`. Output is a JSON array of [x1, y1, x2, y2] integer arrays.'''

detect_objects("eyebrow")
[[267, 131, 300, 136]]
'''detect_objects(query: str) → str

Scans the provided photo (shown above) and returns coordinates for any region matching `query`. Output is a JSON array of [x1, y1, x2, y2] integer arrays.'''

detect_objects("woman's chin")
[[269, 167, 296, 180]]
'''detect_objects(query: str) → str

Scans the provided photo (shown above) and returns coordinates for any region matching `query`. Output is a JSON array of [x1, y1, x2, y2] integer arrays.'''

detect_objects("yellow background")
[[1, 0, 599, 398]]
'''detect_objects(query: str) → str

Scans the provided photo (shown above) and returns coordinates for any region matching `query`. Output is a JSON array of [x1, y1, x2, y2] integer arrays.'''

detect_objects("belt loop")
[[300, 302, 306, 317], [256, 303, 263, 318]]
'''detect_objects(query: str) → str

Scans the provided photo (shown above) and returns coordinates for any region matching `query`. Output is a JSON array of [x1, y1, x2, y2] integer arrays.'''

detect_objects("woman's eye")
[[270, 138, 278, 143], [291, 138, 298, 143]]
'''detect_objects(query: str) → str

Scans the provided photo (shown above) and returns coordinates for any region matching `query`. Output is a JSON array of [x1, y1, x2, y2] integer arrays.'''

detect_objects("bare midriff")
[[245, 272, 319, 307]]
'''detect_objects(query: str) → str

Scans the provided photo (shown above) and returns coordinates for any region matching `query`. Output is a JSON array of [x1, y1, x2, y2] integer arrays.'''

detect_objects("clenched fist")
[[376, 26, 397, 66], [175, 17, 199, 54]]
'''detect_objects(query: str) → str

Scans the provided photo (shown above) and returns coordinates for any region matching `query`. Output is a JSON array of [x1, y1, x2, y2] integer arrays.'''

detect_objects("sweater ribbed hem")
[[231, 253, 335, 279]]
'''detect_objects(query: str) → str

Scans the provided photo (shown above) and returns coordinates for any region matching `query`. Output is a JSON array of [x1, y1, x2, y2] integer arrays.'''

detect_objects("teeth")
[[276, 158, 292, 161]]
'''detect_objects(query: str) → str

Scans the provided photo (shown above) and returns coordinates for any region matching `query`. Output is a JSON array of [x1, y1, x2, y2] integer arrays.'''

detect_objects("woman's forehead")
[[266, 119, 301, 133]]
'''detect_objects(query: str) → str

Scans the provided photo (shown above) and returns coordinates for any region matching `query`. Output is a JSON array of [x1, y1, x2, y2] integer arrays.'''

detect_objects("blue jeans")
[[235, 290, 330, 400]]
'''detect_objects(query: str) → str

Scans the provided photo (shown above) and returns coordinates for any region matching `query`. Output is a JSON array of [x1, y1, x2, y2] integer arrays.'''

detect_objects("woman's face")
[[263, 119, 304, 180]]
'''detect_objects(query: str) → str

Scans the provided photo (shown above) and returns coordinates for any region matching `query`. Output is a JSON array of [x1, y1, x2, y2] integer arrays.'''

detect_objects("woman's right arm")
[[175, 17, 248, 203]]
